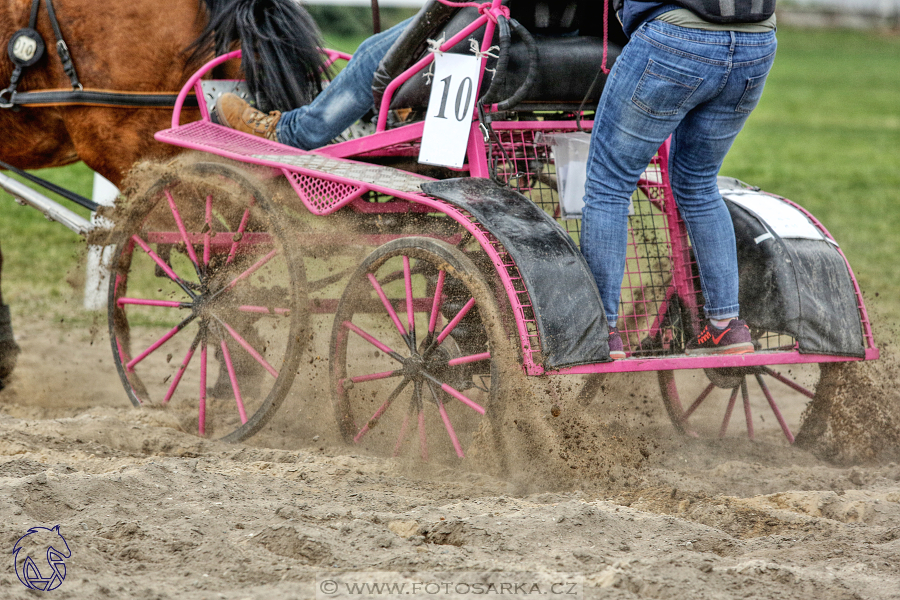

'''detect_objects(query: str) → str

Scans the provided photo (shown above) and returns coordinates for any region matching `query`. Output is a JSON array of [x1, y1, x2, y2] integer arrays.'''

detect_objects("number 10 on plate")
[[418, 52, 482, 169]]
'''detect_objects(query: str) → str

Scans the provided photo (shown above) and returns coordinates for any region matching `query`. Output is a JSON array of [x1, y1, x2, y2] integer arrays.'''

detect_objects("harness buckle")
[[0, 88, 15, 109]]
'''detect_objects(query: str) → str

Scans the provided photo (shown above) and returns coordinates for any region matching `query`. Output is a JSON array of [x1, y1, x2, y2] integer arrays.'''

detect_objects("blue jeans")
[[581, 20, 776, 327], [276, 18, 412, 150]]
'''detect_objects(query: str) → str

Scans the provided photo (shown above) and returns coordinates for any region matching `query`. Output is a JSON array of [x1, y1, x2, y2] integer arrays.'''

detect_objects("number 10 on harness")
[[418, 52, 482, 169]]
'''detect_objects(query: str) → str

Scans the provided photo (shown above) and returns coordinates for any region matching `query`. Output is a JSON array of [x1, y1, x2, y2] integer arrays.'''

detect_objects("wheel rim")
[[658, 364, 820, 443], [108, 161, 306, 441], [330, 238, 504, 461]]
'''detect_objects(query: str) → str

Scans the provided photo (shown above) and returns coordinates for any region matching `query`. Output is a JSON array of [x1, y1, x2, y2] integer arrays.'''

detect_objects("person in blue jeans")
[[581, 2, 777, 358], [215, 18, 412, 148]]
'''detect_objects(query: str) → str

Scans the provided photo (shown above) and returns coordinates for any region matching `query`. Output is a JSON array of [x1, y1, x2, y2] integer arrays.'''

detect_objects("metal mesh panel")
[[157, 121, 307, 157], [284, 171, 364, 216], [484, 127, 794, 357]]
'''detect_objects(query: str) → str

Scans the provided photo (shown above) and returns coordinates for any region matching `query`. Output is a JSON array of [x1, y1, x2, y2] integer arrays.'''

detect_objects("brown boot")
[[214, 93, 281, 142]]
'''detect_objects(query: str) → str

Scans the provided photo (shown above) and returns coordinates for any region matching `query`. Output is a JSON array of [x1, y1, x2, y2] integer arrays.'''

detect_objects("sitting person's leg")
[[216, 17, 412, 148]]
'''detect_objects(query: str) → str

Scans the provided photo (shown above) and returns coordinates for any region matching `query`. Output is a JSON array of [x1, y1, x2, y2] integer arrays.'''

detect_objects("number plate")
[[418, 52, 482, 169]]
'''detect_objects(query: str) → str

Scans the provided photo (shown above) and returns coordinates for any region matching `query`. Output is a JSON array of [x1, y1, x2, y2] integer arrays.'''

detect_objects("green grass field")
[[2, 26, 898, 325]]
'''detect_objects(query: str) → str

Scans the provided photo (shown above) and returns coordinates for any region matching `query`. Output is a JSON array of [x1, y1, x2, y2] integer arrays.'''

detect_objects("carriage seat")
[[372, 1, 624, 116]]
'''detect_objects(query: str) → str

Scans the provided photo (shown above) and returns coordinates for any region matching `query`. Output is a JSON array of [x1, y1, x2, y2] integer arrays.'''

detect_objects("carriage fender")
[[421, 178, 611, 370], [724, 187, 866, 357]]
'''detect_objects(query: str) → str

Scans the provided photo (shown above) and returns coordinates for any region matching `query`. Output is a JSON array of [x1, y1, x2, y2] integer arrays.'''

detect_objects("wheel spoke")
[[353, 378, 410, 443], [756, 373, 795, 443], [220, 339, 249, 424], [392, 385, 419, 457], [203, 194, 212, 267], [126, 314, 196, 371], [342, 321, 405, 362], [718, 387, 740, 439], [681, 382, 716, 422], [367, 273, 409, 345], [403, 256, 416, 348], [216, 317, 279, 378], [447, 351, 492, 367], [226, 202, 255, 265], [165, 190, 201, 273], [343, 369, 403, 386], [741, 379, 755, 440], [131, 234, 196, 298], [220, 249, 280, 294], [117, 298, 190, 309], [435, 297, 476, 346], [199, 340, 208, 436], [762, 366, 816, 400], [427, 383, 464, 458], [420, 371, 485, 415], [427, 270, 446, 337], [418, 409, 428, 461], [163, 331, 202, 405]]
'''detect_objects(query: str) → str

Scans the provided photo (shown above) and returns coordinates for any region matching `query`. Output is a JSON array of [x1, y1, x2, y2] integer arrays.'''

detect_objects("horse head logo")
[[13, 525, 71, 591]]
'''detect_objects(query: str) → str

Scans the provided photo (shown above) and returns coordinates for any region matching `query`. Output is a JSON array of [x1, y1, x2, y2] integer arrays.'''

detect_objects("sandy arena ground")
[[1, 312, 899, 600]]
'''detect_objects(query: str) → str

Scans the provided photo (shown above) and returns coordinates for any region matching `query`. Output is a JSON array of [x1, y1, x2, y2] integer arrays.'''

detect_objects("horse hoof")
[[0, 305, 19, 382]]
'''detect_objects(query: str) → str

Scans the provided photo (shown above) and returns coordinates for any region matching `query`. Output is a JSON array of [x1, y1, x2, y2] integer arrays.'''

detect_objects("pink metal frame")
[[157, 0, 878, 383]]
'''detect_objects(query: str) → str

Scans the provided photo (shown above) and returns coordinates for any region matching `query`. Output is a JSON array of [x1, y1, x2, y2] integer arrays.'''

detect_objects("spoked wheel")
[[330, 237, 512, 461], [108, 159, 307, 442], [658, 364, 822, 443]]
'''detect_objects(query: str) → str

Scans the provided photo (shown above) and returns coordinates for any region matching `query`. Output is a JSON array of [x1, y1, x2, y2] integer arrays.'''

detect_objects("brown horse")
[[0, 0, 327, 382]]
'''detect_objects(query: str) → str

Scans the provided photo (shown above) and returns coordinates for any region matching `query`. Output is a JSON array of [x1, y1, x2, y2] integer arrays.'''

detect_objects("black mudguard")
[[422, 178, 610, 369], [726, 194, 866, 357]]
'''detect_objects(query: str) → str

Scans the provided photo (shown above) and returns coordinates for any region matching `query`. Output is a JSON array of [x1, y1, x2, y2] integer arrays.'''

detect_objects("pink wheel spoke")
[[718, 387, 739, 439], [435, 298, 476, 345], [227, 202, 255, 265], [203, 195, 212, 267], [682, 382, 716, 422], [403, 256, 416, 343], [132, 235, 196, 297], [353, 378, 410, 443], [428, 383, 464, 458], [345, 369, 403, 385], [220, 339, 248, 424], [165, 190, 201, 269], [367, 273, 408, 342], [342, 321, 405, 362], [199, 341, 208, 436], [392, 407, 414, 457], [217, 318, 278, 378], [392, 383, 420, 457], [741, 379, 755, 441], [447, 352, 491, 367], [761, 367, 816, 400], [421, 371, 485, 415], [222, 249, 280, 293], [756, 374, 795, 444], [238, 305, 291, 316], [418, 410, 428, 461], [117, 298, 188, 309], [126, 314, 196, 371], [163, 332, 202, 405], [428, 270, 446, 336]]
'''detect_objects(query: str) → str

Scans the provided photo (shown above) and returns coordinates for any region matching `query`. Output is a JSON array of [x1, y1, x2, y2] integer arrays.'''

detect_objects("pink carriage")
[[104, 0, 878, 457]]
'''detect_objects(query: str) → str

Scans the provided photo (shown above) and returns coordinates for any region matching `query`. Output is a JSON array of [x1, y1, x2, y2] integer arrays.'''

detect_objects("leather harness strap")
[[1, 0, 198, 110], [9, 88, 199, 108]]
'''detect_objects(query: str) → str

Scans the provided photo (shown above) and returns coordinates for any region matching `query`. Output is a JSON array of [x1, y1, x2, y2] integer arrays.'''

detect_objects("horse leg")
[[0, 241, 20, 387]]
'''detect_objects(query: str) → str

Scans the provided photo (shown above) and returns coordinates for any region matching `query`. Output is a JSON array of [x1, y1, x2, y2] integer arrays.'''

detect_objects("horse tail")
[[190, 0, 327, 112]]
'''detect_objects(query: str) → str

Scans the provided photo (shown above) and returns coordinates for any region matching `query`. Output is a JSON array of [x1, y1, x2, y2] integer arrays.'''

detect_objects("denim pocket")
[[736, 73, 769, 114], [631, 59, 703, 117]]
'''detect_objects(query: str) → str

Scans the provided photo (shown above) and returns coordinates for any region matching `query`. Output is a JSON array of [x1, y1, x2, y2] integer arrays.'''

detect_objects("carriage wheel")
[[108, 160, 307, 442], [658, 364, 826, 443], [330, 237, 512, 461]]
